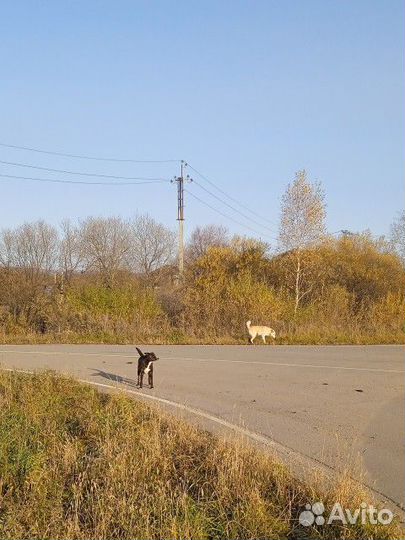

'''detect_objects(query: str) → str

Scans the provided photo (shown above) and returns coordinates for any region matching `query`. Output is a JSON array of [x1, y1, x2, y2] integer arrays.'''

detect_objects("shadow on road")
[[90, 368, 137, 387]]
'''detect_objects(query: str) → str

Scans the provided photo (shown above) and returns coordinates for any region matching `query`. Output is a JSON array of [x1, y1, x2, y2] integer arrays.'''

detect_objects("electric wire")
[[185, 189, 277, 242], [0, 160, 168, 181], [0, 173, 169, 186], [0, 142, 180, 163], [0, 144, 284, 238], [187, 163, 278, 227], [192, 179, 277, 235]]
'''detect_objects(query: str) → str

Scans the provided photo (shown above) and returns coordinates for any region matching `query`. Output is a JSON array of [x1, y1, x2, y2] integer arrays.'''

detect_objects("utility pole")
[[172, 161, 191, 279]]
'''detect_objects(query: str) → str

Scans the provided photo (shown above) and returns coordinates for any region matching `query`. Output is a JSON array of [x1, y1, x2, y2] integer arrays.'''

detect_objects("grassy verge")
[[0, 331, 404, 345], [0, 370, 402, 539]]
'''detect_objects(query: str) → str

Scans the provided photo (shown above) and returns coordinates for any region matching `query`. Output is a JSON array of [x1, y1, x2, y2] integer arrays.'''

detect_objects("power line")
[[0, 173, 168, 186], [185, 189, 277, 242], [192, 179, 277, 235], [0, 160, 169, 181], [0, 142, 180, 163], [187, 163, 278, 227]]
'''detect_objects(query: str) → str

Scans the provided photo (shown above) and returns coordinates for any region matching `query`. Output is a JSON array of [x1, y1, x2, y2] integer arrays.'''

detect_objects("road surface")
[[0, 344, 403, 511]]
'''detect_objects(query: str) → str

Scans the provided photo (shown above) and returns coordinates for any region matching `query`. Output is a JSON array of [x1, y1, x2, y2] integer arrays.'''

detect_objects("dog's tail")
[[136, 347, 144, 356], [246, 320, 251, 329]]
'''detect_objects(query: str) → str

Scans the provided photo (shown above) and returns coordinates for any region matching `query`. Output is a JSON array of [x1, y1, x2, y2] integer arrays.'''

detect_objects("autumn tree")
[[278, 169, 326, 313], [184, 243, 280, 338]]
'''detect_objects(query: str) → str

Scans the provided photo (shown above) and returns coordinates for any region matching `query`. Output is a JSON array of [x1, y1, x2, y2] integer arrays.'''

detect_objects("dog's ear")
[[136, 347, 144, 357]]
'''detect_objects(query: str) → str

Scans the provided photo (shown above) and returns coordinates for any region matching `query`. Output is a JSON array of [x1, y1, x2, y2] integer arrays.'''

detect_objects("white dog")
[[246, 320, 276, 344]]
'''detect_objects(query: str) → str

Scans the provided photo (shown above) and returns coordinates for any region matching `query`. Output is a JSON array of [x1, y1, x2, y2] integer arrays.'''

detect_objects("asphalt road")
[[0, 344, 403, 511]]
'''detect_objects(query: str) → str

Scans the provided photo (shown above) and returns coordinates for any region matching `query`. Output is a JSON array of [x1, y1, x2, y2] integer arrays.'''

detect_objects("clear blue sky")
[[1, 0, 403, 244]]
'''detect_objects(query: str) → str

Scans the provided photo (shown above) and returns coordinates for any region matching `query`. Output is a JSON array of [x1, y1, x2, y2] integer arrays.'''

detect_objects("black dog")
[[136, 347, 159, 389]]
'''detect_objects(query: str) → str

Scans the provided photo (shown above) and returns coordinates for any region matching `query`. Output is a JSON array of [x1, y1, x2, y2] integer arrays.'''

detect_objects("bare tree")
[[278, 170, 326, 313], [390, 210, 405, 264], [187, 224, 229, 262], [0, 221, 59, 282], [130, 214, 176, 276], [59, 219, 84, 283], [231, 235, 269, 256], [0, 229, 14, 268], [0, 221, 60, 330], [80, 217, 132, 286]]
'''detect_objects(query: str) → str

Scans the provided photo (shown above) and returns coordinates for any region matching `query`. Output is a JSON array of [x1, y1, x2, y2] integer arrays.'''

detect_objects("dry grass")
[[0, 370, 402, 539], [1, 331, 404, 346]]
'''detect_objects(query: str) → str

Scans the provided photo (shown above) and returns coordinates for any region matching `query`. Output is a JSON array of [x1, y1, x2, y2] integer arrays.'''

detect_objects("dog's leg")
[[149, 371, 153, 389], [139, 371, 144, 389], [262, 334, 266, 344]]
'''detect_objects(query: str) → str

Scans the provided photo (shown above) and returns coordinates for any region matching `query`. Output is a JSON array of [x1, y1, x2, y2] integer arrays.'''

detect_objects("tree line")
[[0, 171, 404, 344]]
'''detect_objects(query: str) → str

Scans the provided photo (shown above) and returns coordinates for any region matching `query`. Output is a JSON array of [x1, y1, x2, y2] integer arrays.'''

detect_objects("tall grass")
[[0, 370, 402, 539]]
